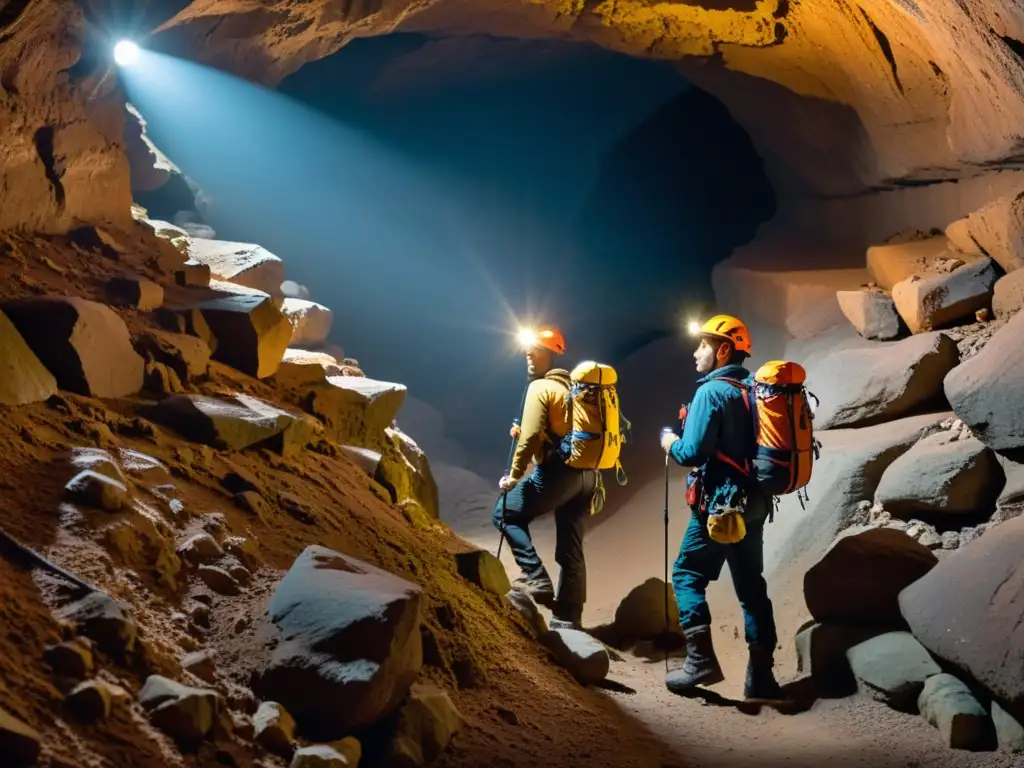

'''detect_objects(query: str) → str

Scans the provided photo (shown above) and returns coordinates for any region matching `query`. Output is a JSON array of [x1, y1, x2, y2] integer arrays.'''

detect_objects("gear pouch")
[[705, 477, 748, 544], [685, 469, 702, 509]]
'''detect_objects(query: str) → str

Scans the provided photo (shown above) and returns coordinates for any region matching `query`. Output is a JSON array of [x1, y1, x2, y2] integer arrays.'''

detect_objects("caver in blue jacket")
[[665, 363, 779, 695]]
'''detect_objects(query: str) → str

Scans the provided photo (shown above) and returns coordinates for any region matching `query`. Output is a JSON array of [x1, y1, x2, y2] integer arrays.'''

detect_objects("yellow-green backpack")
[[559, 361, 630, 489]]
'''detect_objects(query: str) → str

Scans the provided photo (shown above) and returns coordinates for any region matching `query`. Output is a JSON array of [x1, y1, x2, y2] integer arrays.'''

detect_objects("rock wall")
[[6, 0, 1024, 234], [151, 0, 1024, 199], [0, 0, 134, 233]]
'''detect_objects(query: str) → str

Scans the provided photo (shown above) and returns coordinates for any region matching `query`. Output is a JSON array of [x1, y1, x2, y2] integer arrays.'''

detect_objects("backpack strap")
[[712, 377, 757, 480]]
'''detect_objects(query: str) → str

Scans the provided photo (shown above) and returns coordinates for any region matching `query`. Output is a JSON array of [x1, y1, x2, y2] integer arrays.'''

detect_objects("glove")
[[509, 423, 521, 439], [660, 428, 678, 453], [498, 475, 518, 492]]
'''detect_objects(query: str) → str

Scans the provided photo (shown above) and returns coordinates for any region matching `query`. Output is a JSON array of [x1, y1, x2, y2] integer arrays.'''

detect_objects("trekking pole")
[[496, 381, 530, 558], [663, 452, 670, 675]]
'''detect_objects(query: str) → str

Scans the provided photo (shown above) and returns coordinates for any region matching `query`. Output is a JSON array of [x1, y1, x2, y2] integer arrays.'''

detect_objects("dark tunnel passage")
[[131, 33, 774, 471]]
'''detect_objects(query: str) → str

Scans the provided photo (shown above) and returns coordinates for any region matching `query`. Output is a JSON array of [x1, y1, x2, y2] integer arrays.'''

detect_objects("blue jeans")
[[672, 512, 778, 649], [492, 461, 597, 618]]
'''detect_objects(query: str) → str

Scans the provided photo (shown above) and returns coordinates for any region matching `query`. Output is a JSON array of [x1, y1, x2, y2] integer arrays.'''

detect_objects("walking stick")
[[496, 381, 531, 558], [664, 452, 671, 675]]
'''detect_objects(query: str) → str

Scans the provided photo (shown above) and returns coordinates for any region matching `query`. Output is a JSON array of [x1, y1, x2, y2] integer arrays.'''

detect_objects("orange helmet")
[[517, 326, 565, 355], [699, 314, 752, 354]]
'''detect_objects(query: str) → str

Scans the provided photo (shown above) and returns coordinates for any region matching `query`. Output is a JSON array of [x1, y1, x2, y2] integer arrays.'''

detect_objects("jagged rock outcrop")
[[282, 299, 334, 348], [306, 376, 408, 449], [0, 0, 132, 233], [187, 240, 285, 295], [153, 393, 314, 453], [259, 546, 423, 739], [900, 515, 1024, 709]]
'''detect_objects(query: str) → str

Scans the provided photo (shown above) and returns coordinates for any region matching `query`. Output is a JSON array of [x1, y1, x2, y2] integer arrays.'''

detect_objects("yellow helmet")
[[699, 314, 752, 354]]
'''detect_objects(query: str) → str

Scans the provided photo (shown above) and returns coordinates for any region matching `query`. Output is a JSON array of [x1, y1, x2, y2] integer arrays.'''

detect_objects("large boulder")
[[153, 393, 314, 453], [945, 190, 1024, 273], [541, 628, 610, 686], [0, 310, 57, 405], [803, 528, 937, 625], [381, 429, 439, 518], [187, 239, 285, 295], [917, 674, 988, 751], [1, 297, 144, 398], [282, 299, 333, 348], [846, 631, 941, 711], [813, 332, 959, 429], [609, 578, 680, 645], [307, 376, 408, 450], [455, 550, 510, 596], [795, 623, 886, 697], [866, 236, 974, 290], [198, 295, 292, 378], [996, 455, 1024, 522], [836, 289, 900, 340], [259, 546, 423, 739], [874, 432, 1004, 518], [891, 258, 998, 334], [943, 309, 1024, 455], [993, 270, 1024, 318], [992, 701, 1024, 754], [765, 412, 949, 575], [899, 515, 1024, 709]]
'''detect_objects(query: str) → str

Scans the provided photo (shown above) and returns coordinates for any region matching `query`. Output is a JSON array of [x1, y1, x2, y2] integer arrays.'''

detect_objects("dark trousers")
[[671, 512, 778, 649], [492, 461, 597, 620]]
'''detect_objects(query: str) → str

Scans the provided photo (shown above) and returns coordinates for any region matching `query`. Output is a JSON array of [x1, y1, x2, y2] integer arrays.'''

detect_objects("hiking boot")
[[744, 644, 784, 703], [547, 617, 582, 631], [665, 625, 725, 693], [511, 575, 555, 607], [548, 602, 583, 631]]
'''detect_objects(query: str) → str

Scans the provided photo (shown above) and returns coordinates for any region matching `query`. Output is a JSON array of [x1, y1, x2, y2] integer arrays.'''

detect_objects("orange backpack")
[[718, 361, 819, 500]]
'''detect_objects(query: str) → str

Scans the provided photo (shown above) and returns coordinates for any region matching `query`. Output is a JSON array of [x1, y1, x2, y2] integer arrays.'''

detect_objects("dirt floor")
[[450, 474, 1023, 768]]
